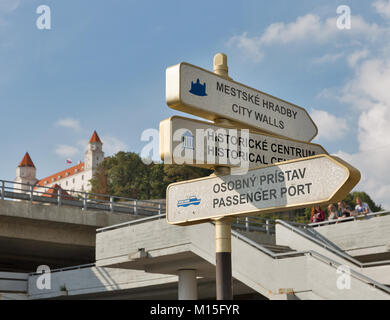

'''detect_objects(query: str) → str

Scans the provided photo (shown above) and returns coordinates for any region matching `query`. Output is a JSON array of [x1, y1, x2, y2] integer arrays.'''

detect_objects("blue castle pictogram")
[[189, 78, 207, 96]]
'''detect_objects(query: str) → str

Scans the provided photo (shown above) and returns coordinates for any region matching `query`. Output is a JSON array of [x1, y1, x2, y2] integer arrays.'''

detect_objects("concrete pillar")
[[178, 269, 197, 300]]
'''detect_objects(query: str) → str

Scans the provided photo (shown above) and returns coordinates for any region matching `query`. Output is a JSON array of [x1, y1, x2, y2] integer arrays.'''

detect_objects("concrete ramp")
[[96, 216, 390, 300]]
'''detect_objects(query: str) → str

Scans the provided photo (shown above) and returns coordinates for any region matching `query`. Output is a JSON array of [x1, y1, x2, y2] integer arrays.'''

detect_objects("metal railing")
[[29, 263, 96, 276], [232, 216, 275, 235], [0, 179, 165, 217], [307, 210, 390, 227], [97, 214, 166, 233]]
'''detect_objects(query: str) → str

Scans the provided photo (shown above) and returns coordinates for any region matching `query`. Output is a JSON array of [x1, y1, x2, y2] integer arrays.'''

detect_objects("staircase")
[[261, 244, 295, 254]]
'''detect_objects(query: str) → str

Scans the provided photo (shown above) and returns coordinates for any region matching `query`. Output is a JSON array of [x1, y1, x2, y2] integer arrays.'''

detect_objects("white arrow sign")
[[166, 63, 318, 142], [160, 116, 327, 170], [166, 155, 360, 225]]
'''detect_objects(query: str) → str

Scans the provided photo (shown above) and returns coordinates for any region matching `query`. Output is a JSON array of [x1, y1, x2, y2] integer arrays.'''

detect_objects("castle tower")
[[85, 131, 104, 171], [14, 152, 38, 193]]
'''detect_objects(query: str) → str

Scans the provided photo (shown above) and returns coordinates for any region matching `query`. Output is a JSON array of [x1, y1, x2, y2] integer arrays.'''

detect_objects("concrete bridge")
[[0, 199, 140, 272]]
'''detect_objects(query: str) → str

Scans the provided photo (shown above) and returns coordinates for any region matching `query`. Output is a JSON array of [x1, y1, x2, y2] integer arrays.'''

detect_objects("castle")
[[14, 131, 105, 195], [189, 78, 207, 96]]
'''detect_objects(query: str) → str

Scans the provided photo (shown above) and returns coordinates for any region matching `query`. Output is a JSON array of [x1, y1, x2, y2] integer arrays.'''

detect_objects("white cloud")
[[347, 49, 369, 67], [310, 109, 348, 141], [227, 33, 264, 62], [260, 14, 336, 45], [342, 59, 390, 110], [55, 118, 81, 131], [0, 0, 20, 14], [373, 0, 390, 19], [313, 52, 344, 64], [54, 145, 80, 158], [101, 136, 128, 156], [337, 53, 390, 209], [228, 14, 383, 63]]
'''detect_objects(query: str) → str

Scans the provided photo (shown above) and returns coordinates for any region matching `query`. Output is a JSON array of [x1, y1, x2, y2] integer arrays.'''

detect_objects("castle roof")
[[36, 162, 85, 187], [89, 131, 102, 143], [19, 152, 35, 168], [41, 184, 75, 200]]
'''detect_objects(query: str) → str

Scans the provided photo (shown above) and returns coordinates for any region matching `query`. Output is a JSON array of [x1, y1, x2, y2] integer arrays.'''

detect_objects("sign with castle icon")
[[166, 62, 318, 142], [189, 79, 207, 96]]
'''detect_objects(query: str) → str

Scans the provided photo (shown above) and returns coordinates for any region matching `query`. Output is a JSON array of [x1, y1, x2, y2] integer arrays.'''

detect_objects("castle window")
[[75, 169, 78, 173], [58, 176, 61, 179], [73, 178, 75, 184], [66, 181, 68, 186], [44, 181, 48, 185], [51, 178, 55, 182], [65, 172, 69, 177], [82, 175, 84, 180]]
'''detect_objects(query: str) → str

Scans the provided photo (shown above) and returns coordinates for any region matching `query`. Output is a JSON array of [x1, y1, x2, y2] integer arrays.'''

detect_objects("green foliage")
[[163, 164, 212, 185], [90, 152, 212, 200]]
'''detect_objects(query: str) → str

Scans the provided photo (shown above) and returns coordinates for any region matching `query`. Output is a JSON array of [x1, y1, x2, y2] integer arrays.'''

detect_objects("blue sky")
[[1, 0, 390, 208]]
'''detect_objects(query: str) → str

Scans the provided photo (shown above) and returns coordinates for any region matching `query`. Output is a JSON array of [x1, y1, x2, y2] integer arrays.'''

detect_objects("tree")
[[90, 152, 212, 200], [163, 164, 212, 186]]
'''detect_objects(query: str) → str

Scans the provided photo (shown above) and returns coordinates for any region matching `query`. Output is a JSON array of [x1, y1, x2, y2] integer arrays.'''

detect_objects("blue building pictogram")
[[189, 78, 207, 96], [182, 130, 194, 150]]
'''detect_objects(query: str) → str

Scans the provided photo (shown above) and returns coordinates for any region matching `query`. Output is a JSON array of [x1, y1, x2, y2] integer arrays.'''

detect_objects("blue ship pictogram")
[[177, 196, 201, 208]]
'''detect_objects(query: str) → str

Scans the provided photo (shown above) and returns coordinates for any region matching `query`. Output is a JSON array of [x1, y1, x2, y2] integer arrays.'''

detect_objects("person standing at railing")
[[354, 197, 371, 217], [327, 204, 338, 221], [310, 205, 325, 223], [337, 201, 353, 222]]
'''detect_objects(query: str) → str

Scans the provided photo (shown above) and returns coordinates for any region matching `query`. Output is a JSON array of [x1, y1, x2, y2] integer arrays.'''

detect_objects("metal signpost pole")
[[213, 53, 233, 300]]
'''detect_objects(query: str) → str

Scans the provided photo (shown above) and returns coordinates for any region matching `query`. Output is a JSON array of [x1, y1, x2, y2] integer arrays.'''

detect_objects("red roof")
[[19, 152, 35, 168], [89, 131, 102, 143], [36, 162, 85, 187], [41, 184, 75, 200]]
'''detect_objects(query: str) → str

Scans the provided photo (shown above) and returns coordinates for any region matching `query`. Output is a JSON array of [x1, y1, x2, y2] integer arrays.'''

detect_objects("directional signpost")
[[161, 53, 360, 301], [166, 155, 360, 225], [166, 62, 318, 142], [160, 116, 327, 169]]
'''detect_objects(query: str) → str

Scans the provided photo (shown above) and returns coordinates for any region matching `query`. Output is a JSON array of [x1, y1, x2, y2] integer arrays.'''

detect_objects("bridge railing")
[[307, 210, 390, 227], [232, 216, 275, 235], [0, 179, 165, 216]]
